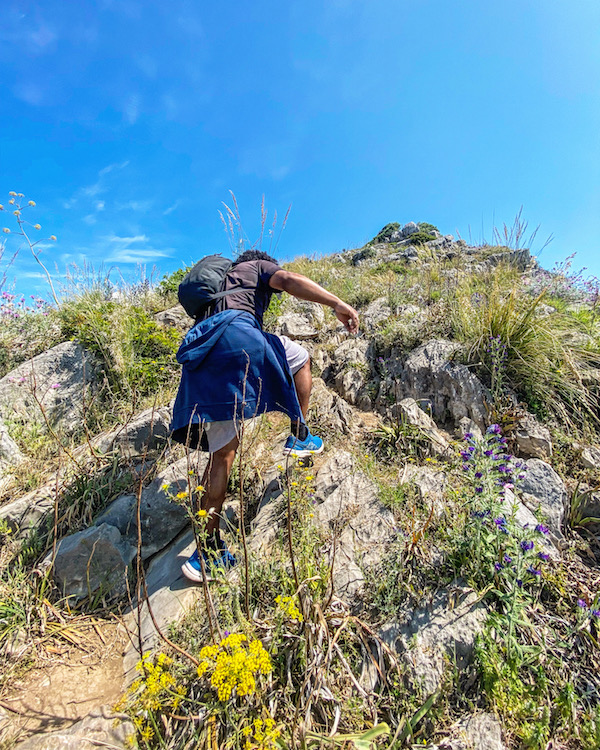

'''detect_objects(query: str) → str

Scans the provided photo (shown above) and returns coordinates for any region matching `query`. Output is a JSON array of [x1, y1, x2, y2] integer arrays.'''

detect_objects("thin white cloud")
[[108, 235, 149, 245], [95, 201, 105, 211], [83, 214, 97, 225], [118, 200, 152, 212], [99, 161, 130, 177], [15, 83, 47, 106], [108, 248, 171, 264], [163, 200, 180, 216], [124, 93, 140, 125]]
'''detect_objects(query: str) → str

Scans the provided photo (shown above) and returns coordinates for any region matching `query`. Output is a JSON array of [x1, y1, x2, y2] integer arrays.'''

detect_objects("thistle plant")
[[1, 192, 59, 305]]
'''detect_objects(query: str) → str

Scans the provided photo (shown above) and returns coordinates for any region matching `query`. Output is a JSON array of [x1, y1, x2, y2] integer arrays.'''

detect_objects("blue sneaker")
[[181, 544, 236, 583], [282, 431, 324, 457]]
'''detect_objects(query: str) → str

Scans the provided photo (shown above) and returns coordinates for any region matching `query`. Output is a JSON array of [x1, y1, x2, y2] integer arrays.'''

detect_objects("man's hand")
[[270, 269, 360, 333], [334, 300, 359, 333]]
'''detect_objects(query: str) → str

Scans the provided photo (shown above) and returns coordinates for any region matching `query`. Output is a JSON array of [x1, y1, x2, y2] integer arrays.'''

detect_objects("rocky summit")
[[1, 223, 599, 749]]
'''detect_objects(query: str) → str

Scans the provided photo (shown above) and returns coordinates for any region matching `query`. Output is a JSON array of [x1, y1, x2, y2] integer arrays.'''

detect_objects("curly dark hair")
[[231, 250, 279, 267]]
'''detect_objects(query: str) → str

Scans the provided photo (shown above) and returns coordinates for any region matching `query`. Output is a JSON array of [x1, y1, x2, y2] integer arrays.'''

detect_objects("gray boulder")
[[309, 378, 361, 436], [362, 585, 487, 695], [154, 303, 191, 331], [0, 418, 23, 471], [0, 484, 55, 538], [514, 413, 553, 459], [394, 398, 452, 458], [362, 298, 392, 330], [519, 459, 567, 539], [92, 405, 171, 458], [0, 342, 99, 436], [314, 453, 395, 600], [581, 444, 600, 469], [433, 713, 506, 750], [277, 301, 325, 340], [399, 339, 489, 429], [401, 222, 419, 238], [94, 455, 206, 559], [400, 463, 448, 517], [51, 524, 136, 600], [15, 706, 134, 750], [332, 339, 372, 410]]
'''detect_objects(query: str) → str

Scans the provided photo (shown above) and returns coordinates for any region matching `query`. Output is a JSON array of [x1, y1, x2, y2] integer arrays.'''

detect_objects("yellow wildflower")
[[161, 483, 169, 492], [175, 490, 188, 499], [8, 191, 16, 196], [50, 235, 57, 241], [34, 223, 41, 230], [197, 509, 208, 518], [2, 228, 9, 234], [28, 200, 36, 206]]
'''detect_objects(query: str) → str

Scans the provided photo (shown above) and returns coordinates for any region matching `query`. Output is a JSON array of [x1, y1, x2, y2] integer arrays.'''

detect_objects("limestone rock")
[[93, 405, 171, 458], [401, 222, 419, 238], [398, 339, 489, 430], [581, 444, 600, 469], [365, 586, 486, 695], [121, 529, 204, 681], [278, 301, 325, 340], [434, 713, 506, 750], [362, 298, 392, 331], [94, 455, 207, 559], [394, 398, 452, 457], [519, 459, 567, 539], [0, 418, 23, 470], [15, 707, 135, 750], [154, 303, 190, 331], [400, 464, 447, 516], [51, 523, 136, 600], [514, 413, 553, 458], [0, 484, 55, 538], [314, 450, 354, 498], [332, 339, 372, 410], [308, 378, 360, 436], [314, 457, 394, 600], [0, 342, 100, 436]]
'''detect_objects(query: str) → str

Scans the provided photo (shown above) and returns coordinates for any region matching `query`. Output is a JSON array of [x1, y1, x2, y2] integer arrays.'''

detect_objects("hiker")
[[170, 250, 359, 582]]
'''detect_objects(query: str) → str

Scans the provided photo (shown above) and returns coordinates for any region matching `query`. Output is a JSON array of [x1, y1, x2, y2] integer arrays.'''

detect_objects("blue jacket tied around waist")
[[170, 310, 304, 447]]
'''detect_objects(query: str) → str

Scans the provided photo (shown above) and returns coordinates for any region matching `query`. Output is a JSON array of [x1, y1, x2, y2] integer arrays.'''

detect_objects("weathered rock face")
[[94, 455, 207, 560], [277, 301, 325, 340], [0, 342, 100, 436], [397, 340, 489, 429], [314, 452, 395, 600], [15, 706, 135, 750], [331, 339, 372, 410], [0, 418, 23, 471], [0, 484, 56, 538], [400, 464, 448, 517], [514, 412, 553, 459], [581, 444, 600, 470], [394, 398, 452, 458], [92, 405, 171, 458], [362, 298, 393, 331], [519, 459, 568, 539], [154, 303, 190, 332], [433, 713, 507, 750], [51, 523, 136, 600], [362, 585, 487, 695], [308, 378, 362, 436]]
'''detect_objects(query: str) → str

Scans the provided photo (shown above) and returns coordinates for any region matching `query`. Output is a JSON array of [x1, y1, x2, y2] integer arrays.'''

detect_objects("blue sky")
[[1, 0, 599, 299]]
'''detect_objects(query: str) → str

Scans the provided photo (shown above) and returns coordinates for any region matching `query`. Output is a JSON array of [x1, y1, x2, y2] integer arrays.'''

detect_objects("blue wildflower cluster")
[[459, 425, 553, 595]]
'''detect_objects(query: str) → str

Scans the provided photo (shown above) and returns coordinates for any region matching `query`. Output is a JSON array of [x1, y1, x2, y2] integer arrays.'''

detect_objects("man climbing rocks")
[[170, 250, 359, 582]]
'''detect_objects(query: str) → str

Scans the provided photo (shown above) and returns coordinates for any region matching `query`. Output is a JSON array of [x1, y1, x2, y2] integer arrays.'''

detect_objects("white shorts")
[[201, 335, 308, 452]]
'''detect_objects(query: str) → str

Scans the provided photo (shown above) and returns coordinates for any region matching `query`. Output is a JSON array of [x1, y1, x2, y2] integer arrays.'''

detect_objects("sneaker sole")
[[181, 561, 217, 583], [282, 443, 325, 458]]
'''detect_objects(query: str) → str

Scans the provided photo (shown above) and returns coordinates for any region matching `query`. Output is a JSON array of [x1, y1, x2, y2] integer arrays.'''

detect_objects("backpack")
[[177, 254, 239, 319]]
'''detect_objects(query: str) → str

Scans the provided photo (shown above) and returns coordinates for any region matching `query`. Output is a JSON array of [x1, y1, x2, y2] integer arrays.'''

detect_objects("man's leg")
[[293, 358, 312, 418], [199, 434, 240, 539]]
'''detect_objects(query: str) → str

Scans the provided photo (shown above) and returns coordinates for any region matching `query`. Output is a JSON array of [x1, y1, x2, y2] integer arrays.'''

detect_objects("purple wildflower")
[[577, 599, 588, 609], [475, 486, 483, 494], [538, 552, 550, 561], [520, 540, 534, 551], [475, 471, 483, 479], [527, 566, 541, 576], [592, 610, 600, 618], [503, 554, 512, 564], [494, 562, 502, 572], [535, 524, 549, 535]]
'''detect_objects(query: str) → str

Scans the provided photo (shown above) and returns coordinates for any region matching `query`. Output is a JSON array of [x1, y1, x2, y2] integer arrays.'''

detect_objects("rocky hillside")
[[0, 223, 599, 749]]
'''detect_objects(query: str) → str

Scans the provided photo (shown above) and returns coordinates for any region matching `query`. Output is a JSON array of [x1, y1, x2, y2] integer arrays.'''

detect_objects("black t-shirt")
[[212, 259, 281, 327]]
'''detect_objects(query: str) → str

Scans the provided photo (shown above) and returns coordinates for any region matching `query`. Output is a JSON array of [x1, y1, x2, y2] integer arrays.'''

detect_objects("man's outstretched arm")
[[269, 269, 359, 333]]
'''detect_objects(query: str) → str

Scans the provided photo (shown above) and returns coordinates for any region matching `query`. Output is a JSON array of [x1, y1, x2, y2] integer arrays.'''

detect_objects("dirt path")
[[0, 620, 127, 747]]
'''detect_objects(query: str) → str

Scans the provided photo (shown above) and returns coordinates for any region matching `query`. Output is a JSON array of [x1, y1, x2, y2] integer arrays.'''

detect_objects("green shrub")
[[373, 222, 400, 243], [157, 265, 191, 300], [418, 222, 440, 234]]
